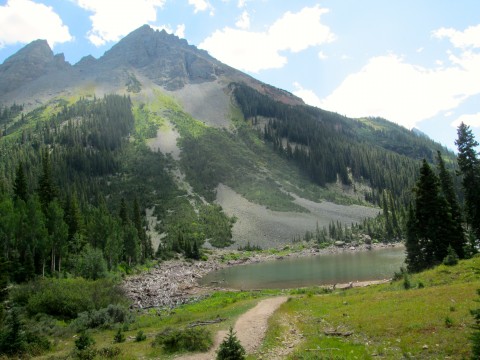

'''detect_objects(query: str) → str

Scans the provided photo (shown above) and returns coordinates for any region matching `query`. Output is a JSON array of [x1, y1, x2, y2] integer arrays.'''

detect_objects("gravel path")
[[175, 296, 289, 360]]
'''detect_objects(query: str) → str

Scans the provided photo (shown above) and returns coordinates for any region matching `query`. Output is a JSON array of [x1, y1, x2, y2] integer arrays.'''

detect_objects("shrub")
[[113, 328, 125, 343], [73, 304, 134, 331], [135, 330, 147, 342], [75, 331, 95, 351], [403, 273, 412, 290], [11, 277, 126, 320], [443, 245, 459, 266], [97, 346, 121, 358], [0, 308, 51, 357], [152, 327, 212, 353], [0, 308, 26, 355], [445, 316, 454, 328], [216, 327, 245, 360], [73, 245, 108, 280]]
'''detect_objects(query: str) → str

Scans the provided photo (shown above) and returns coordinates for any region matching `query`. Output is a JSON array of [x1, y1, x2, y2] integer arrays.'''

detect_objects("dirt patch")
[[171, 80, 232, 128], [175, 296, 288, 360], [146, 120, 181, 160]]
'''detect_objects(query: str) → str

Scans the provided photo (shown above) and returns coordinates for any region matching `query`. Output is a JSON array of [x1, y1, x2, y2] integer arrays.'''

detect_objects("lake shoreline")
[[123, 242, 404, 309]]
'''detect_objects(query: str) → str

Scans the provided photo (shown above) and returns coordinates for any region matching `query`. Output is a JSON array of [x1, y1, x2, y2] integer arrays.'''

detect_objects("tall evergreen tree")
[[405, 205, 423, 272], [406, 159, 456, 271], [436, 151, 465, 257], [37, 150, 56, 210], [119, 198, 129, 226], [13, 163, 28, 202], [64, 191, 84, 252], [455, 123, 480, 240]]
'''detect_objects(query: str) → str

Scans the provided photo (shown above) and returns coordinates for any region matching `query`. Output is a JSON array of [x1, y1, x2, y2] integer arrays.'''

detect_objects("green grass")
[[35, 257, 479, 359], [137, 91, 362, 212], [261, 256, 480, 359], [35, 290, 283, 359]]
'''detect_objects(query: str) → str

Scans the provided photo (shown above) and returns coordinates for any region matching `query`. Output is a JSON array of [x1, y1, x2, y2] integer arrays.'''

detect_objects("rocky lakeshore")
[[122, 242, 404, 309]]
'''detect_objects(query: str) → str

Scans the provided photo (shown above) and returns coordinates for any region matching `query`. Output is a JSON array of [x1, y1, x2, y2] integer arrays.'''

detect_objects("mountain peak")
[[3, 39, 53, 65], [98, 24, 220, 90], [0, 39, 70, 97]]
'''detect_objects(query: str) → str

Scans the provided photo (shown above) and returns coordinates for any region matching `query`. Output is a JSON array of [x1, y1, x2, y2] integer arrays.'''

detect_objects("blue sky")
[[0, 0, 479, 151]]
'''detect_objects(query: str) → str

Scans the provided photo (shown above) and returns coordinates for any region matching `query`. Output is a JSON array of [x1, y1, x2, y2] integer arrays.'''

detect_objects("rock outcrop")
[[0, 25, 303, 106], [0, 39, 71, 96]]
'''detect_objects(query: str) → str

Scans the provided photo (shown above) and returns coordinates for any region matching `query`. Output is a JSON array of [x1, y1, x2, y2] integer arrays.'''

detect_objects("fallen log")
[[324, 329, 353, 337], [188, 318, 226, 328], [306, 348, 340, 351]]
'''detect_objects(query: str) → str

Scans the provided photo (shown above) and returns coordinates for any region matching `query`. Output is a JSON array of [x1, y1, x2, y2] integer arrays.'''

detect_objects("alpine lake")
[[200, 246, 406, 289]]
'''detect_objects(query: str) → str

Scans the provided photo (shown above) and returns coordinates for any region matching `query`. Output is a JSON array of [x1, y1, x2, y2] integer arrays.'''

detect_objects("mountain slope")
[[0, 25, 457, 250]]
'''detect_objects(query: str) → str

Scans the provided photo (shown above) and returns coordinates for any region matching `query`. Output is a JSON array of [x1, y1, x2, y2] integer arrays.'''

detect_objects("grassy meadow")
[[30, 255, 479, 359]]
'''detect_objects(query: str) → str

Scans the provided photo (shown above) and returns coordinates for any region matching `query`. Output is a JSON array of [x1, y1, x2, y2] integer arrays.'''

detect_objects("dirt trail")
[[176, 296, 289, 360]]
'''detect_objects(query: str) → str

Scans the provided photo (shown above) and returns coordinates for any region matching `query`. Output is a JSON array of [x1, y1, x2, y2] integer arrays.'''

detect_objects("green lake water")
[[200, 247, 405, 289]]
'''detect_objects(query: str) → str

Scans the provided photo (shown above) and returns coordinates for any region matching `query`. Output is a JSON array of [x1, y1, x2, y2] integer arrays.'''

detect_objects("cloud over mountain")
[[0, 0, 72, 48], [199, 5, 335, 73]]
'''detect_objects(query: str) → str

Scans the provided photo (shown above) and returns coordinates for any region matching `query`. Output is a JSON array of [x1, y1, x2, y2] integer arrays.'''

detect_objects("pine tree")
[[64, 191, 83, 247], [0, 255, 9, 303], [455, 123, 480, 240], [37, 150, 56, 210], [436, 151, 465, 258], [406, 159, 456, 271], [119, 198, 129, 225], [132, 198, 148, 262], [216, 327, 245, 360], [13, 162, 28, 202], [405, 205, 423, 272]]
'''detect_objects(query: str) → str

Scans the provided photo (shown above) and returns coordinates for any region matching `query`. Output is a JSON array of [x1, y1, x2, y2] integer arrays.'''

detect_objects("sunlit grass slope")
[[261, 255, 480, 359]]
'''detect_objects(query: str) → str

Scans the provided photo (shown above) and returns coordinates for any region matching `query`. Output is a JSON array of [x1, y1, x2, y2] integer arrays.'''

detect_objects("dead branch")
[[188, 318, 226, 328]]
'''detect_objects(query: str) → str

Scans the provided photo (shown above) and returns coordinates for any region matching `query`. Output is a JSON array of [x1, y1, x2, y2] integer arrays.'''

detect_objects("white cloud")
[[292, 82, 322, 107], [0, 0, 72, 48], [175, 24, 186, 39], [152, 23, 185, 38], [451, 113, 480, 128], [237, 0, 246, 8], [319, 51, 480, 129], [188, 0, 214, 15], [75, 0, 165, 46], [200, 5, 335, 72], [433, 24, 480, 49], [235, 10, 250, 29], [318, 51, 327, 60]]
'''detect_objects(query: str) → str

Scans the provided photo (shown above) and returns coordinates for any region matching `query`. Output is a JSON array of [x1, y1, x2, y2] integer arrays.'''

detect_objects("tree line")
[[0, 95, 155, 283], [232, 83, 456, 207], [406, 123, 479, 272]]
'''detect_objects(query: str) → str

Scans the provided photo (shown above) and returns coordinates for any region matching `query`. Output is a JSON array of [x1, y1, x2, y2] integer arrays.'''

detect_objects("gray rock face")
[[0, 39, 71, 96], [97, 25, 223, 90], [0, 25, 303, 106]]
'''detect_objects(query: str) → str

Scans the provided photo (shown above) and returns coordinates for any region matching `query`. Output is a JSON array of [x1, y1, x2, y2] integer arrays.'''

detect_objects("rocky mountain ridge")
[[0, 25, 303, 107]]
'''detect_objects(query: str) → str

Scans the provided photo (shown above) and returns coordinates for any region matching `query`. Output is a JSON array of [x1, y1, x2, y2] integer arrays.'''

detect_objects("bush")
[[113, 328, 125, 343], [97, 346, 121, 358], [73, 245, 108, 280], [403, 273, 412, 290], [0, 308, 26, 355], [11, 277, 126, 320], [393, 267, 407, 281], [73, 304, 134, 331], [152, 327, 213, 353], [216, 327, 245, 360], [75, 331, 95, 351], [135, 330, 147, 342], [443, 245, 459, 266]]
